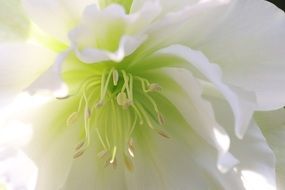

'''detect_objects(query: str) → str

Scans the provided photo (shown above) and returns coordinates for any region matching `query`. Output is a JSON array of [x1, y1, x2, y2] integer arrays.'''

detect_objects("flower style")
[[1, 0, 285, 189]]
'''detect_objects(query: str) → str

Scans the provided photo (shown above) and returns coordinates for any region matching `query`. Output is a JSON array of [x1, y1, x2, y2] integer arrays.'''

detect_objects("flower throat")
[[63, 68, 169, 170]]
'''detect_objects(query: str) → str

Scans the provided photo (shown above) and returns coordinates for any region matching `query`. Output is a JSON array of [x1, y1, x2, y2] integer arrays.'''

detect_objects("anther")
[[117, 92, 128, 106], [128, 139, 135, 158], [95, 100, 104, 108], [157, 112, 165, 126], [75, 141, 85, 151], [111, 158, 117, 169], [66, 112, 79, 126], [84, 106, 91, 118], [97, 149, 108, 159], [124, 154, 134, 171], [147, 83, 161, 92], [112, 70, 119, 86], [156, 129, 170, 139], [128, 146, 135, 158], [73, 150, 85, 159]]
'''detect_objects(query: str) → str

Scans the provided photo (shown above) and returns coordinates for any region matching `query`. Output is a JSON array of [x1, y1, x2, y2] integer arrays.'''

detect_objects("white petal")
[[147, 0, 285, 110], [61, 146, 127, 190], [26, 50, 70, 95], [138, 0, 285, 110], [14, 99, 81, 190], [126, 134, 221, 190], [22, 0, 95, 43], [156, 45, 256, 138], [208, 95, 277, 190], [0, 0, 30, 41], [0, 43, 57, 104], [256, 109, 285, 190], [159, 68, 238, 172], [193, 0, 285, 111], [0, 147, 38, 190], [70, 2, 160, 63], [131, 0, 199, 14]]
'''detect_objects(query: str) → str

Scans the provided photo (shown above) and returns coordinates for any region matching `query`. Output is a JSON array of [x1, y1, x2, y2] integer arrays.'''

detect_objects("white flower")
[[0, 0, 285, 189]]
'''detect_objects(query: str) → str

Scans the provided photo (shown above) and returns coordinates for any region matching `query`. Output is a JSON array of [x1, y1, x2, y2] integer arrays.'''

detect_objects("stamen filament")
[[96, 127, 107, 150]]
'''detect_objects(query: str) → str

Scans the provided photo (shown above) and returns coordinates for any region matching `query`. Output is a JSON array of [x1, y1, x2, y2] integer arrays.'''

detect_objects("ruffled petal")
[[195, 0, 285, 111], [22, 0, 95, 43], [256, 109, 285, 190], [208, 95, 276, 190], [156, 68, 238, 172], [69, 2, 160, 63], [153, 45, 256, 138], [141, 0, 285, 110]]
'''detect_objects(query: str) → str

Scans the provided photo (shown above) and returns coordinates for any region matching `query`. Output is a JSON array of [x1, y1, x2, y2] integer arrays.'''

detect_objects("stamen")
[[117, 92, 128, 106], [110, 146, 117, 164], [156, 129, 170, 139], [66, 111, 79, 126], [95, 69, 114, 108], [128, 146, 135, 158], [136, 76, 149, 92], [84, 106, 91, 119], [136, 103, 154, 129], [147, 83, 162, 92], [157, 112, 166, 126], [75, 141, 85, 151], [122, 71, 133, 105], [124, 154, 134, 171], [96, 128, 107, 150], [68, 69, 168, 168], [112, 70, 119, 86], [128, 114, 137, 137], [144, 93, 165, 126], [97, 149, 108, 159], [131, 104, 144, 125], [73, 149, 85, 159]]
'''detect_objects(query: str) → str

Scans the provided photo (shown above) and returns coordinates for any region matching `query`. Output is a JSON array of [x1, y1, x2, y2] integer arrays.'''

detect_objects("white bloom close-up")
[[0, 0, 285, 189]]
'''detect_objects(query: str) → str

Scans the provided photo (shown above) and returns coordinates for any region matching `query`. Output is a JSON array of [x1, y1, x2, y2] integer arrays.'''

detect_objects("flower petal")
[[22, 0, 95, 43], [155, 68, 238, 172], [70, 2, 161, 63], [0, 0, 30, 41], [0, 43, 58, 104], [208, 95, 277, 190], [0, 147, 38, 190], [26, 50, 70, 96], [131, 0, 199, 14], [142, 0, 285, 110], [12, 97, 81, 190], [193, 0, 285, 111], [155, 45, 256, 138], [256, 109, 285, 190]]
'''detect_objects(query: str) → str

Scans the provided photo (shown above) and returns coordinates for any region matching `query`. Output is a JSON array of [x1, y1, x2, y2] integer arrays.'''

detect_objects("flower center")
[[65, 68, 168, 170]]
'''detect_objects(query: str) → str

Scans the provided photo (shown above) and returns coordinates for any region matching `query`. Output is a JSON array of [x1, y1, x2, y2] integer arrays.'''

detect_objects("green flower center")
[[63, 65, 168, 169]]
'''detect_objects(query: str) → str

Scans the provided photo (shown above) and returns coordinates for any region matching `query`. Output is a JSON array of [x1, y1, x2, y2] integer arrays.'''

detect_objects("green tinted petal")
[[0, 0, 30, 41], [99, 0, 133, 13]]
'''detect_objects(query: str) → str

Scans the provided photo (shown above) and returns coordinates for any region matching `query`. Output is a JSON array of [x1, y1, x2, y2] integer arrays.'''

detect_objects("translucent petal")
[[155, 45, 256, 138], [0, 43, 57, 104], [0, 0, 30, 41], [141, 0, 285, 110], [256, 109, 285, 190], [22, 0, 96, 43]]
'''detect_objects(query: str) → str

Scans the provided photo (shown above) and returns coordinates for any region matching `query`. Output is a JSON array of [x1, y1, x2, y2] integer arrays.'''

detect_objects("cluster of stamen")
[[64, 68, 169, 170]]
